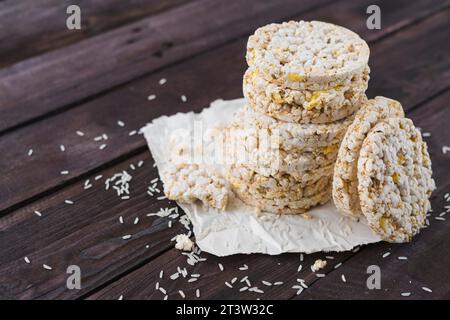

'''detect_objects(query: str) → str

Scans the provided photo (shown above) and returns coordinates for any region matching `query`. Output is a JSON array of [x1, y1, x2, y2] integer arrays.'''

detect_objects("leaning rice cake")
[[357, 118, 435, 242], [333, 96, 404, 217]]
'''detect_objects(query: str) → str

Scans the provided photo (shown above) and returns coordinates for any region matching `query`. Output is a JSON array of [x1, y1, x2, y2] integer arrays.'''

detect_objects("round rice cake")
[[229, 105, 354, 150], [225, 127, 339, 175], [227, 163, 334, 193], [235, 186, 331, 214], [247, 20, 370, 90], [243, 67, 369, 124], [227, 165, 332, 214], [357, 118, 435, 242], [333, 96, 405, 217]]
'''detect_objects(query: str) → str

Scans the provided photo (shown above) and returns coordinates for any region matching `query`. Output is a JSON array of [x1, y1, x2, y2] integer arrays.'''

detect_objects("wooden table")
[[0, 0, 449, 300]]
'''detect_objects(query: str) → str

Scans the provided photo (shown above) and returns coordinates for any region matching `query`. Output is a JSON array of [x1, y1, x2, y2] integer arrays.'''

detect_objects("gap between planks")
[[1, 0, 447, 216]]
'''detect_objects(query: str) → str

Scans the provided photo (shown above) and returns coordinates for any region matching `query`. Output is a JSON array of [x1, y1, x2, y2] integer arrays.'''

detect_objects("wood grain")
[[1, 6, 449, 214], [0, 1, 449, 300], [0, 153, 185, 299], [0, 0, 329, 133], [0, 0, 189, 68], [87, 90, 450, 299]]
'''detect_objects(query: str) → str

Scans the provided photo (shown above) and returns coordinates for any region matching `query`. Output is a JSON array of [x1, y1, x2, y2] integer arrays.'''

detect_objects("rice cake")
[[247, 20, 370, 90], [333, 96, 405, 217], [357, 118, 435, 242]]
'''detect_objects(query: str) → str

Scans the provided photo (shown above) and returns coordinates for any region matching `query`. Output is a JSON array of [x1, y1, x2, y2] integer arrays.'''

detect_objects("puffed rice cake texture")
[[227, 164, 332, 214], [162, 163, 232, 210], [243, 66, 369, 124], [229, 105, 354, 151], [246, 20, 370, 90], [333, 96, 405, 217], [357, 118, 435, 242], [224, 126, 339, 177]]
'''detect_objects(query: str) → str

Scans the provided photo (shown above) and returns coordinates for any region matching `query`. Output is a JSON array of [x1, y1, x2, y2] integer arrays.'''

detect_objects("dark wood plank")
[[302, 0, 450, 43], [88, 90, 450, 300], [1, 2, 449, 300], [0, 152, 187, 299], [0, 0, 330, 133], [0, 0, 336, 212], [0, 0, 189, 69], [87, 246, 357, 300], [1, 4, 449, 214], [296, 91, 450, 300]]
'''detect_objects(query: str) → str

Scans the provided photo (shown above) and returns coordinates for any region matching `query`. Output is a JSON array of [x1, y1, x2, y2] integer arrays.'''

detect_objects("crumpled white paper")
[[142, 98, 381, 256]]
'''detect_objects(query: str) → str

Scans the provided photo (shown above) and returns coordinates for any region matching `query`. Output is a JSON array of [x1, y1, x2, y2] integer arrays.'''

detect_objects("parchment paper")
[[141, 98, 381, 256]]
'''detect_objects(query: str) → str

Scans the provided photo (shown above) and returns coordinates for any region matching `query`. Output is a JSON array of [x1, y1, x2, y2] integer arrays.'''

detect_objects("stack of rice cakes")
[[228, 21, 370, 214]]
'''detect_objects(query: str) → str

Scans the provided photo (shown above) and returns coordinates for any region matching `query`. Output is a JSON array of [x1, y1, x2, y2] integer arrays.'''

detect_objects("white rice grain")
[[401, 292, 411, 297], [316, 273, 326, 278]]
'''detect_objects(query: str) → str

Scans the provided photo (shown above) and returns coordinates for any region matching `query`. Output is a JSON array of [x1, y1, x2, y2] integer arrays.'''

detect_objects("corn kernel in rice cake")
[[333, 96, 405, 217], [357, 118, 435, 242], [247, 20, 370, 90]]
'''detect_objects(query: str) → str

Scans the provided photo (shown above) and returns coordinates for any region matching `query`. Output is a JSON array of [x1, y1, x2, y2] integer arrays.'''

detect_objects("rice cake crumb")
[[162, 163, 231, 210], [311, 259, 327, 272], [174, 234, 194, 252]]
